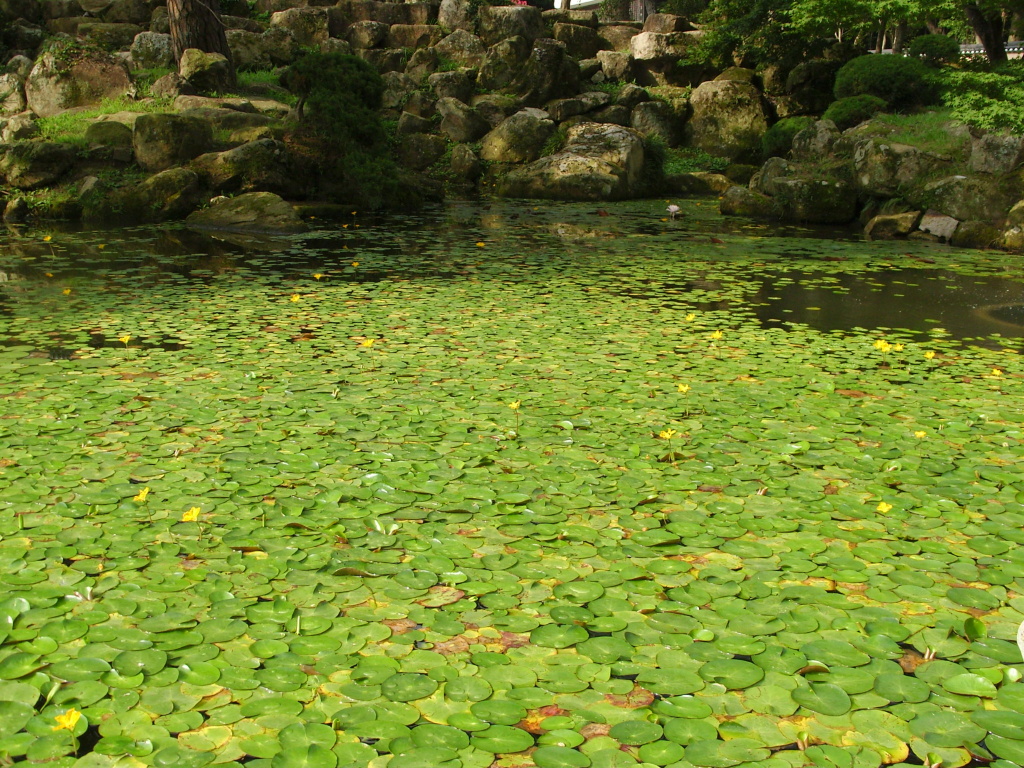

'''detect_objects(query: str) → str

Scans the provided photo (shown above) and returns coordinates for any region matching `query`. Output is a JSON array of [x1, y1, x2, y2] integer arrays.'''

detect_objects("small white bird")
[[667, 204, 680, 219]]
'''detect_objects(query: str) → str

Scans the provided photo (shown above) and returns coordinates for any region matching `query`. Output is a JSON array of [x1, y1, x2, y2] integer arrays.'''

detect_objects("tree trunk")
[[874, 21, 885, 53], [892, 20, 907, 53], [560, 0, 570, 11], [925, 19, 943, 34], [167, 0, 235, 77], [964, 3, 1007, 64]]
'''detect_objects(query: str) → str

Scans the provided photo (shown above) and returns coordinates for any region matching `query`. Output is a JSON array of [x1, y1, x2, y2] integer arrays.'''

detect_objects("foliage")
[[873, 108, 970, 156], [663, 146, 730, 174], [939, 63, 1024, 134], [36, 97, 174, 143], [540, 126, 567, 157], [822, 94, 887, 130], [907, 34, 961, 67], [833, 54, 938, 109], [761, 116, 815, 158]]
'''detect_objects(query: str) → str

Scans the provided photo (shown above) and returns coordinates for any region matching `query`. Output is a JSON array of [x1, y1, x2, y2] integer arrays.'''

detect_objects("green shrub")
[[761, 116, 814, 158], [663, 146, 729, 175], [822, 94, 887, 130], [940, 67, 1024, 134], [833, 54, 937, 109], [908, 34, 960, 67]]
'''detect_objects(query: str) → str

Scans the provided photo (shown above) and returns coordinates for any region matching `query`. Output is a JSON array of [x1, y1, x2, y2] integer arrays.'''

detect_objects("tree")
[[167, 0, 235, 80]]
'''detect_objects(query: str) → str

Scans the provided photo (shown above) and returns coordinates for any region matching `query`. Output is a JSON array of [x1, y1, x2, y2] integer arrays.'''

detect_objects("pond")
[[0, 200, 1023, 768]]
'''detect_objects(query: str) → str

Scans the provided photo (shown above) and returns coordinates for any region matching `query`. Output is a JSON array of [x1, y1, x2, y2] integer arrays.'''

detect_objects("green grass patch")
[[36, 97, 174, 143], [664, 146, 730, 175], [855, 109, 970, 159]]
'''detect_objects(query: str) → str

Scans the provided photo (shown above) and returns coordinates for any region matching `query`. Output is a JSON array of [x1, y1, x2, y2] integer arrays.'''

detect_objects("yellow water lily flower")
[[181, 507, 201, 522], [52, 709, 80, 732], [677, 383, 690, 394], [352, 261, 359, 267], [313, 273, 323, 280], [914, 431, 926, 438], [709, 330, 723, 341], [876, 502, 893, 514], [97, 244, 106, 249], [685, 313, 696, 321], [133, 487, 150, 503], [893, 344, 904, 352], [360, 338, 376, 348], [45, 272, 53, 278], [290, 294, 300, 303], [62, 288, 71, 296], [924, 350, 936, 360], [508, 400, 521, 411], [659, 428, 677, 440], [874, 340, 891, 353], [992, 368, 1003, 377], [476, 242, 486, 247], [43, 235, 52, 242], [118, 334, 131, 346]]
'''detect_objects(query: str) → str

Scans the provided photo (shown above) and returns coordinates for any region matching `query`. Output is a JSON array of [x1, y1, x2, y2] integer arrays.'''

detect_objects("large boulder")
[[597, 50, 633, 82], [920, 175, 1014, 222], [499, 122, 645, 200], [0, 141, 75, 189], [969, 132, 1024, 175], [790, 119, 840, 163], [428, 70, 475, 103], [480, 109, 555, 163], [433, 29, 486, 68], [191, 139, 305, 197], [77, 22, 142, 50], [545, 91, 610, 122], [130, 31, 173, 68], [629, 30, 699, 85], [477, 35, 530, 92], [864, 211, 921, 240], [227, 28, 299, 70], [684, 80, 768, 163], [436, 97, 489, 142], [720, 185, 776, 218], [553, 22, 600, 59], [510, 38, 580, 107], [630, 100, 679, 147], [186, 192, 307, 233], [96, 167, 204, 222], [770, 177, 858, 224], [269, 8, 329, 48], [388, 24, 442, 49], [25, 48, 132, 117], [599, 25, 639, 51], [0, 74, 26, 116], [478, 5, 543, 46], [851, 140, 948, 197], [179, 48, 233, 94], [642, 13, 690, 33], [133, 113, 213, 171], [397, 133, 446, 170], [348, 20, 388, 48], [438, 0, 474, 32]]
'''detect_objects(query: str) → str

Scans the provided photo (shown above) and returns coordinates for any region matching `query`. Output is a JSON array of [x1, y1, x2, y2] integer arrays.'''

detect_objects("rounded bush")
[[908, 34, 961, 67], [822, 94, 887, 130], [833, 54, 937, 109], [761, 116, 815, 158]]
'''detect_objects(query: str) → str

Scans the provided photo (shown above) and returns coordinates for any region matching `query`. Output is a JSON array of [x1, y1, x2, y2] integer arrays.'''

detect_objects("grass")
[[663, 146, 730, 175], [869, 109, 970, 159], [36, 97, 174, 144]]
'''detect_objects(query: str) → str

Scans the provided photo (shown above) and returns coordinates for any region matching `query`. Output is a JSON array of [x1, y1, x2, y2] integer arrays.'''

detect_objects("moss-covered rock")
[[133, 113, 213, 172], [720, 185, 776, 217], [0, 141, 75, 189], [186, 191, 307, 233], [684, 80, 769, 164], [25, 46, 132, 118], [480, 109, 555, 164]]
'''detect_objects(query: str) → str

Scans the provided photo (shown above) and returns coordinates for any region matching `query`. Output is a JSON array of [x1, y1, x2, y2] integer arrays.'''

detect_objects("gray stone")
[[629, 31, 693, 61], [107, 167, 204, 222], [133, 113, 213, 172], [546, 91, 609, 122], [630, 100, 679, 146], [471, 93, 519, 127], [388, 24, 441, 49], [666, 171, 732, 195], [84, 119, 132, 147], [771, 177, 858, 224], [0, 74, 26, 117], [969, 131, 1024, 175], [642, 13, 690, 33], [102, 0, 149, 24], [864, 211, 921, 240], [405, 48, 439, 80], [404, 90, 436, 118], [790, 119, 839, 163], [543, 9, 599, 28], [592, 104, 630, 125], [596, 50, 632, 81], [511, 38, 580, 108], [434, 29, 486, 68], [151, 72, 196, 98], [357, 48, 406, 73], [553, 22, 600, 59], [919, 209, 959, 241], [438, 0, 474, 32], [381, 72, 418, 111], [476, 35, 530, 92], [579, 58, 602, 80], [451, 144, 481, 180], [481, 109, 555, 163], [187, 192, 307, 233], [25, 48, 132, 117], [190, 139, 303, 197], [478, 5, 543, 46], [436, 97, 489, 142], [6, 55, 32, 79], [500, 122, 645, 200], [178, 107, 274, 133], [0, 141, 75, 189], [684, 79, 769, 163], [950, 220, 1000, 249], [259, 27, 300, 66], [3, 197, 30, 223], [348, 20, 388, 48], [851, 140, 948, 197], [428, 70, 475, 103], [397, 133, 446, 170], [598, 25, 639, 51], [615, 83, 650, 109], [77, 21, 141, 49], [921, 175, 1013, 222], [0, 113, 38, 142], [270, 8, 329, 48], [397, 111, 432, 134], [130, 31, 173, 69], [179, 48, 233, 94], [750, 156, 790, 196], [720, 185, 777, 217]]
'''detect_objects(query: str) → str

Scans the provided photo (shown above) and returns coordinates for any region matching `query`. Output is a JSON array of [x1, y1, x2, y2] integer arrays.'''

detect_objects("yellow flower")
[[924, 350, 936, 360], [45, 272, 53, 278], [677, 383, 690, 393], [313, 273, 323, 281], [709, 330, 723, 341], [118, 334, 131, 346], [685, 313, 696, 321], [133, 487, 150, 503], [181, 507, 201, 522], [62, 288, 71, 296], [97, 244, 106, 249], [508, 400, 521, 411], [874, 339, 891, 353], [876, 502, 893, 514], [476, 242, 486, 247], [992, 368, 1003, 377], [43, 235, 52, 242], [893, 344, 904, 352], [352, 261, 359, 267], [914, 431, 926, 438], [290, 294, 300, 303], [360, 338, 375, 348], [659, 428, 677, 440], [52, 709, 80, 732]]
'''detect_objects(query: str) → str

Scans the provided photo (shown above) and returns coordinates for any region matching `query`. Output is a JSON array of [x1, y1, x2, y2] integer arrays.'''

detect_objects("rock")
[[130, 31, 173, 68], [187, 192, 306, 233], [270, 8, 329, 48], [553, 23, 600, 59], [500, 122, 645, 200], [864, 211, 921, 240], [599, 25, 639, 51], [178, 107, 274, 133], [920, 175, 1013, 222], [405, 48, 439, 79], [151, 72, 196, 98], [84, 119, 132, 147], [471, 93, 519, 127], [222, 15, 264, 33], [579, 58, 602, 80], [616, 83, 650, 109], [630, 100, 679, 146], [397, 133, 446, 170], [25, 47, 132, 117], [481, 109, 555, 163], [715, 67, 757, 84], [76, 21, 142, 49], [666, 171, 732, 195], [851, 140, 947, 197], [133, 113, 213, 171], [969, 132, 1024, 175], [720, 185, 776, 217], [790, 119, 839, 163], [597, 50, 632, 81], [1007, 200, 1024, 228], [103, 0, 149, 24], [438, 0, 474, 33], [630, 30, 701, 85], [321, 38, 353, 57], [0, 0, 41, 22], [451, 144, 481, 180], [330, 0, 438, 31], [150, 5, 169, 32], [477, 35, 529, 91], [357, 48, 406, 74], [0, 74, 26, 116], [642, 13, 689, 33], [5, 19, 45, 53], [434, 29, 486, 68], [109, 167, 204, 222], [228, 28, 300, 71], [428, 70, 475, 103], [436, 97, 489, 142], [0, 113, 38, 142], [173, 95, 259, 112], [592, 104, 630, 125], [684, 80, 769, 163], [750, 156, 790, 196], [511, 38, 580, 108], [397, 111, 432, 134], [771, 178, 858, 224], [0, 141, 75, 189], [388, 24, 441, 49], [918, 209, 959, 241], [950, 220, 999, 249], [6, 55, 32, 79], [190, 139, 303, 197], [546, 91, 609, 122], [784, 59, 841, 114], [259, 27, 300, 66], [543, 9, 599, 28], [1000, 226, 1024, 250], [478, 5, 543, 46], [348, 20, 388, 48], [3, 197, 30, 223], [179, 48, 233, 94], [404, 90, 436, 118], [381, 72, 418, 111]]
